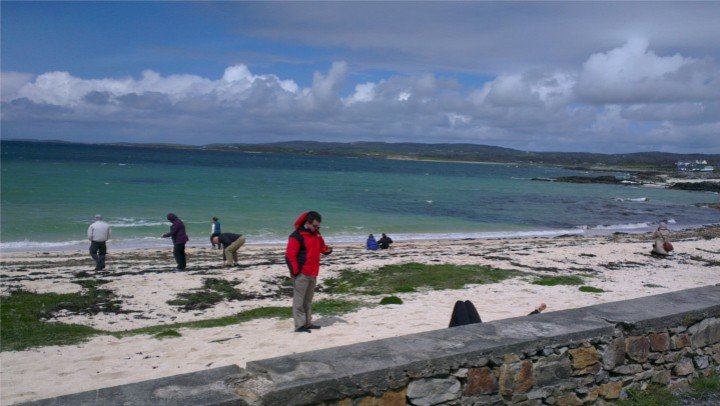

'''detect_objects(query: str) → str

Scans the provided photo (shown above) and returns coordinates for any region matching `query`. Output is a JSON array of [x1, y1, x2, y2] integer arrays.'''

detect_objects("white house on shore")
[[676, 160, 715, 172]]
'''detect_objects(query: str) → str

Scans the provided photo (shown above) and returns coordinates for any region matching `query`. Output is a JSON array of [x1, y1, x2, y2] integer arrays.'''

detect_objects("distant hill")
[[205, 141, 718, 170], [4, 139, 718, 170]]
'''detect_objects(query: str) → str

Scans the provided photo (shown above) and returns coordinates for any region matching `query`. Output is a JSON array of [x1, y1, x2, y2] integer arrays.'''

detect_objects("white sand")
[[1, 232, 719, 405]]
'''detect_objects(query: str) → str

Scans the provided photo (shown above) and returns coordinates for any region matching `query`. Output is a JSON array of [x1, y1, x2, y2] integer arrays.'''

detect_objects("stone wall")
[[22, 286, 720, 405], [233, 285, 720, 405]]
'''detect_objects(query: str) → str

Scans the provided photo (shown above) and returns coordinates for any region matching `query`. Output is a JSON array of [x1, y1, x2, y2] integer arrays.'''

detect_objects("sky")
[[2, 1, 720, 153]]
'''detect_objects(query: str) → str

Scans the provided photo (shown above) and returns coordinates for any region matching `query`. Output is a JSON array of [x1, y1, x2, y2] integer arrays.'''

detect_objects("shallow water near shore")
[[1, 141, 718, 251]]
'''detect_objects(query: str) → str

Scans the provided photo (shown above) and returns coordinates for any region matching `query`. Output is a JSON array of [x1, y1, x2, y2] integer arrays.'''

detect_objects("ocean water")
[[1, 141, 718, 252]]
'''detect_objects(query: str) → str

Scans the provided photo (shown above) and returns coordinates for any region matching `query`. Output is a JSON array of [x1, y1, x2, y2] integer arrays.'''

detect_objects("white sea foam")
[[590, 222, 652, 230], [107, 218, 166, 228], [613, 197, 648, 202]]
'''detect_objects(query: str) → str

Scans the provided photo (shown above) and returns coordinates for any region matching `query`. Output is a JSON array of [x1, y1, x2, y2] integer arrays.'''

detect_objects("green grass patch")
[[689, 372, 720, 395], [118, 306, 292, 337], [2, 288, 366, 350], [167, 278, 247, 310], [323, 263, 524, 295], [117, 300, 364, 338], [618, 385, 680, 406], [379, 296, 403, 305], [579, 286, 605, 293], [0, 290, 103, 351], [313, 299, 365, 316], [153, 329, 181, 339], [532, 275, 584, 286]]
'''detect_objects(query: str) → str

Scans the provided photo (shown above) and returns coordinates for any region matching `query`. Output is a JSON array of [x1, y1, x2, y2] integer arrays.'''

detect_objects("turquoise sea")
[[1, 141, 718, 252]]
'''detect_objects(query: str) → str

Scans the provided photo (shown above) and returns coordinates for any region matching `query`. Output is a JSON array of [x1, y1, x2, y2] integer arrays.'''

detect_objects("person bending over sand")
[[212, 232, 246, 266]]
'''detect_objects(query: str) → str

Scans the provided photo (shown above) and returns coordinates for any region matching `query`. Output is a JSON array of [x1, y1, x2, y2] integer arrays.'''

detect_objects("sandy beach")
[[1, 227, 719, 405]]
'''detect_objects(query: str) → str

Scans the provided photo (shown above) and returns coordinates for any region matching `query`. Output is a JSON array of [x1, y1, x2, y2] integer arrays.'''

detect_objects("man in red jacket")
[[286, 211, 333, 333]]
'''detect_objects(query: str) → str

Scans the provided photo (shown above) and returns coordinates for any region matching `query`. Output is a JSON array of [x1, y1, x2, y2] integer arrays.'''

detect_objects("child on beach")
[[211, 217, 221, 249]]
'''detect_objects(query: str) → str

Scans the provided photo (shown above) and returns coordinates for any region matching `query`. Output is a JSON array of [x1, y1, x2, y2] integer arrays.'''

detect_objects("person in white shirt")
[[87, 214, 111, 270]]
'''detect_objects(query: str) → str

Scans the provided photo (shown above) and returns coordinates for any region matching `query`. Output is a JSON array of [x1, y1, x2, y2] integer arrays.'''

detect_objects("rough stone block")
[[352, 389, 406, 406], [612, 364, 643, 375], [670, 326, 687, 334], [572, 363, 602, 376], [514, 400, 542, 406], [651, 370, 671, 385], [649, 333, 670, 352], [674, 359, 695, 376], [597, 381, 622, 399], [378, 388, 406, 406], [569, 347, 600, 370], [533, 355, 572, 387], [460, 394, 503, 405], [633, 370, 655, 381], [694, 355, 710, 370], [526, 388, 549, 400], [600, 338, 626, 370], [464, 367, 498, 396], [554, 393, 583, 406], [499, 360, 534, 397], [625, 336, 651, 363], [688, 318, 720, 348], [454, 368, 469, 378], [671, 334, 692, 349], [667, 378, 690, 391], [584, 387, 599, 402], [665, 351, 683, 363], [407, 377, 461, 406], [504, 353, 521, 363]]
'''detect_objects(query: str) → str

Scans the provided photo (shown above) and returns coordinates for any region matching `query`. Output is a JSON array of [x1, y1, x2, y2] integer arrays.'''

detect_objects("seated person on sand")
[[212, 232, 246, 266], [528, 302, 547, 315], [366, 234, 379, 250], [377, 233, 393, 249], [651, 221, 673, 257], [449, 300, 482, 327]]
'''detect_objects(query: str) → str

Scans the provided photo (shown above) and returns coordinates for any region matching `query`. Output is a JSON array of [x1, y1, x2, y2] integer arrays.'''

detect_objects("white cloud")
[[344, 82, 377, 105], [577, 38, 720, 103], [0, 71, 34, 101], [2, 40, 719, 153]]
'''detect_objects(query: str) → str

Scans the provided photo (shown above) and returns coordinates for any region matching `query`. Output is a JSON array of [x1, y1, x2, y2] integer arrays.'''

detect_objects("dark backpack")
[[285, 229, 307, 277]]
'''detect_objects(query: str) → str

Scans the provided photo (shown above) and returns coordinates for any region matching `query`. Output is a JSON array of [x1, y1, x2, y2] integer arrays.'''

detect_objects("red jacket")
[[285, 212, 330, 277]]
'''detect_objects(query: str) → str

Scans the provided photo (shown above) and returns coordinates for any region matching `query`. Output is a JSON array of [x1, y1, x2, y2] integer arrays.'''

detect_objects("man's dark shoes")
[[294, 326, 312, 333], [305, 324, 321, 330]]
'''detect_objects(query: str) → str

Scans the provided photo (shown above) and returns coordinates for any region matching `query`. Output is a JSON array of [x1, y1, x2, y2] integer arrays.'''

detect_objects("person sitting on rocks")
[[651, 221, 673, 257]]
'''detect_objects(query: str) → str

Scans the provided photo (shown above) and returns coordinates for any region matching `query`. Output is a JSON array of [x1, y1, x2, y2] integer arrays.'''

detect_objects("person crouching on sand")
[[212, 232, 246, 266], [651, 221, 673, 257], [163, 213, 189, 270]]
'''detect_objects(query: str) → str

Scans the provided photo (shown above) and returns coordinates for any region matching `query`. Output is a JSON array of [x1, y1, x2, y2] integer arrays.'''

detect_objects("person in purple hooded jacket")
[[163, 213, 189, 270]]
